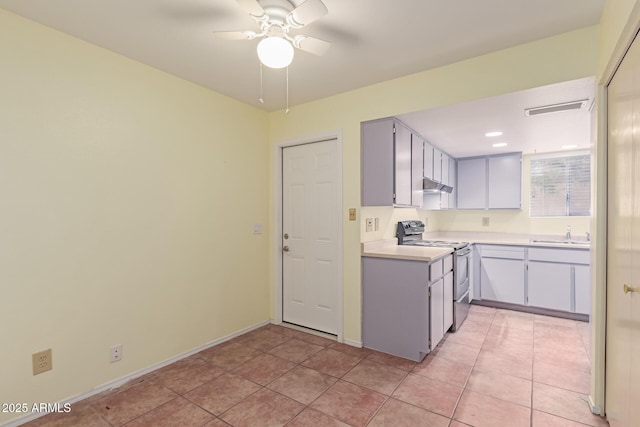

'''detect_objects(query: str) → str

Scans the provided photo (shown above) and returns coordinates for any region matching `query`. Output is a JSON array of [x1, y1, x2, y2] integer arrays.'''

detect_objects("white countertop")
[[361, 239, 453, 262], [361, 232, 590, 262], [422, 231, 591, 250]]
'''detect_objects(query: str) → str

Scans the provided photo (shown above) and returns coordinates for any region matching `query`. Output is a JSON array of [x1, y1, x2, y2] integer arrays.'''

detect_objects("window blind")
[[530, 154, 591, 217]]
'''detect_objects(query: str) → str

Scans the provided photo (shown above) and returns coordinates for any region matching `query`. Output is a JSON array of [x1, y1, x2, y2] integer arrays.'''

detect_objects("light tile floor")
[[25, 305, 608, 427]]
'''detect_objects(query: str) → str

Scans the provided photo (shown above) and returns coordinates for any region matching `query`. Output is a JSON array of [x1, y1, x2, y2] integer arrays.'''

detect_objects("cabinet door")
[[361, 119, 394, 205], [430, 278, 444, 349], [411, 134, 424, 207], [448, 157, 457, 210], [443, 271, 454, 331], [528, 262, 572, 311], [423, 142, 434, 180], [488, 153, 522, 209], [457, 157, 487, 209], [433, 148, 442, 182], [480, 257, 525, 304], [440, 154, 450, 209], [394, 123, 412, 206], [574, 265, 591, 315]]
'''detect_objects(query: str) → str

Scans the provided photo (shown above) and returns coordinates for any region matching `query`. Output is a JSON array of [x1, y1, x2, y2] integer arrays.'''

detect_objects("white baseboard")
[[343, 338, 363, 348], [1, 320, 270, 427]]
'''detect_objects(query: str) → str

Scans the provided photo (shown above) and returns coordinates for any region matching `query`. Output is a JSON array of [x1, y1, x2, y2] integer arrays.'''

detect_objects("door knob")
[[283, 246, 290, 252], [284, 233, 289, 240], [624, 284, 639, 294]]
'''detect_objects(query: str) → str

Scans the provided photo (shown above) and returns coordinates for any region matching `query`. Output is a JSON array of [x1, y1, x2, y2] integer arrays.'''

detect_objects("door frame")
[[272, 129, 344, 342], [596, 2, 640, 416]]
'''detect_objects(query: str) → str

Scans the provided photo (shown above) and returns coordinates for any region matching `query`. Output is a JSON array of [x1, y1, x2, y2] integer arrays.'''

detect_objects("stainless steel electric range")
[[397, 220, 470, 331]]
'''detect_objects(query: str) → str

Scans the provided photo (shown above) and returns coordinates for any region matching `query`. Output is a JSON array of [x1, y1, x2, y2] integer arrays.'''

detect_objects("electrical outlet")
[[365, 218, 373, 232], [110, 344, 122, 363], [252, 223, 262, 234], [32, 349, 52, 375], [482, 217, 490, 227]]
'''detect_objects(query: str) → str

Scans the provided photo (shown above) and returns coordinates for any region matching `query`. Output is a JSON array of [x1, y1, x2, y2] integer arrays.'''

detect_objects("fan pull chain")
[[258, 62, 264, 104], [285, 66, 290, 114]]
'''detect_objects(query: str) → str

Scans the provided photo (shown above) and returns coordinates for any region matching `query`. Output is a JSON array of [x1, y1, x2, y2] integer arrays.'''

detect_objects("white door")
[[282, 139, 342, 334], [606, 29, 640, 427]]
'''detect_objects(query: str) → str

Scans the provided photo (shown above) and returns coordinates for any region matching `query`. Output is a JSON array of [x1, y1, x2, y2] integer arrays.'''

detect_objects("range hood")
[[423, 177, 453, 193]]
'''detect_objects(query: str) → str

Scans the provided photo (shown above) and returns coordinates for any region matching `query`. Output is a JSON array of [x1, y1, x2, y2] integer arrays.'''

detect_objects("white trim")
[[589, 395, 602, 415], [528, 149, 591, 161], [0, 321, 269, 427], [343, 338, 363, 348], [273, 129, 344, 343]]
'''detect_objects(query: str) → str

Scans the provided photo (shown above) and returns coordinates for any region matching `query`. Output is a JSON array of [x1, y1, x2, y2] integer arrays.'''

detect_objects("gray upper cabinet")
[[488, 154, 522, 209], [433, 148, 442, 183], [423, 142, 434, 180], [457, 152, 522, 210], [361, 118, 421, 207], [457, 157, 487, 209], [394, 123, 413, 206], [411, 134, 425, 207]]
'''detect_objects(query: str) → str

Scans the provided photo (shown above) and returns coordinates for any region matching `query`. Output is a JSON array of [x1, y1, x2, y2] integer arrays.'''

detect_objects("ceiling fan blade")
[[236, 0, 265, 16], [213, 30, 257, 40], [286, 0, 328, 28], [293, 35, 330, 56]]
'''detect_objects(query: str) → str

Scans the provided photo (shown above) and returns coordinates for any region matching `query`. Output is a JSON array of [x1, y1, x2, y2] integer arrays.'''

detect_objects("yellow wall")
[[0, 10, 270, 423], [599, 0, 640, 77], [268, 26, 599, 344]]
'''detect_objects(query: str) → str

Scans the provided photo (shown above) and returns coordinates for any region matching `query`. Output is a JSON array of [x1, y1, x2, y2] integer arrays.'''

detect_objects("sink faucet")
[[566, 225, 572, 240]]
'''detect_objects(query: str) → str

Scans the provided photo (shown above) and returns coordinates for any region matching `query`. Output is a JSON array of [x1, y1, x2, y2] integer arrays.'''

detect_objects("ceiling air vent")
[[524, 99, 589, 116]]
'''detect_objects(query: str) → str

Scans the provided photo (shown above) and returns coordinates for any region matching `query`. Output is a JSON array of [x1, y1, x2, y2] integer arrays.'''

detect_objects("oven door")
[[454, 247, 471, 299], [452, 289, 470, 332]]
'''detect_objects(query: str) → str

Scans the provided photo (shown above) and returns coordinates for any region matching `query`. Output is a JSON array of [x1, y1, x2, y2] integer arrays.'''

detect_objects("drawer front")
[[443, 254, 453, 273], [430, 259, 443, 282], [481, 245, 525, 260], [528, 247, 590, 264]]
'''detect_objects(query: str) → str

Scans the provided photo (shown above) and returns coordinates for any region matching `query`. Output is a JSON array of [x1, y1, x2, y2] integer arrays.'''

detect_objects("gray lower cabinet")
[[528, 262, 572, 311], [528, 247, 591, 315], [362, 257, 430, 361], [479, 246, 526, 305], [477, 244, 591, 316], [443, 271, 454, 330], [362, 254, 453, 361], [430, 278, 444, 350], [574, 265, 591, 315]]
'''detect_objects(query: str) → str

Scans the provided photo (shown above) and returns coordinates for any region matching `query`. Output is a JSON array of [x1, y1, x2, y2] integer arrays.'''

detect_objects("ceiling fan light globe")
[[257, 37, 294, 69]]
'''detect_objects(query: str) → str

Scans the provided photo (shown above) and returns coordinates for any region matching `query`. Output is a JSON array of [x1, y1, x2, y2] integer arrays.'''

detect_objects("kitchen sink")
[[530, 239, 589, 245]]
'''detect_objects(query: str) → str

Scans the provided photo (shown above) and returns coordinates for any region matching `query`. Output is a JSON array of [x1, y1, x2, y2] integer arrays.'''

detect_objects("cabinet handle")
[[624, 284, 639, 294]]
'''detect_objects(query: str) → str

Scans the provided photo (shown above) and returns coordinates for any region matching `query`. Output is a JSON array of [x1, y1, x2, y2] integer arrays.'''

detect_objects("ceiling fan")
[[213, 0, 331, 69]]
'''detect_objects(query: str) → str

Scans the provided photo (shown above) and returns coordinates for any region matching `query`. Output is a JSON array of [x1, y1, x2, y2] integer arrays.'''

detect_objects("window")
[[530, 154, 591, 217]]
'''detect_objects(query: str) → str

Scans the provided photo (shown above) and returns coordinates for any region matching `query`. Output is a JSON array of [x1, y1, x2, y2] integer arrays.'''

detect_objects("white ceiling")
[[398, 77, 596, 158], [0, 0, 604, 112]]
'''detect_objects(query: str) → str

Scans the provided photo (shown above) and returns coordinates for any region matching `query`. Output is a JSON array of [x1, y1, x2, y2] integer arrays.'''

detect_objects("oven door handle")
[[457, 247, 472, 257]]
